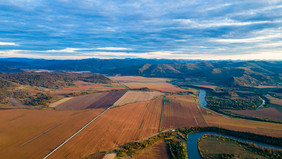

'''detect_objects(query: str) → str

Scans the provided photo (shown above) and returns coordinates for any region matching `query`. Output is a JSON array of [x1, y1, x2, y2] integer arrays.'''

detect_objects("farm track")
[[42, 106, 112, 159], [49, 97, 163, 158]]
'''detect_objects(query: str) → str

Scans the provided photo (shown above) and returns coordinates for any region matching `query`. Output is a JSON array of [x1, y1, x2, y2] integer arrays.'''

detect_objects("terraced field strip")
[[159, 96, 166, 132]]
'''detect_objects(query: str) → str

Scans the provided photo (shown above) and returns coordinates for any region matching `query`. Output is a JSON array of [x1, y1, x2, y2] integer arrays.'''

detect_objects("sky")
[[0, 0, 281, 60]]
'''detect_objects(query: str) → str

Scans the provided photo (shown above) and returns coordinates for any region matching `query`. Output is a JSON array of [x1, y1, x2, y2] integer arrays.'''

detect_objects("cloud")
[[0, 42, 18, 46], [0, 0, 281, 60], [211, 33, 281, 43], [45, 48, 83, 53], [174, 18, 278, 28], [96, 47, 133, 51]]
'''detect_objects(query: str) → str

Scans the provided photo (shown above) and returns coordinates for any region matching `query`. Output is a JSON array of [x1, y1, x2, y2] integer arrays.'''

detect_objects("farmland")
[[48, 97, 164, 158], [198, 135, 266, 159], [55, 91, 126, 110], [0, 108, 105, 159], [111, 76, 188, 93], [162, 95, 206, 130], [203, 114, 282, 137], [229, 107, 282, 121], [0, 73, 281, 159], [113, 91, 164, 106]]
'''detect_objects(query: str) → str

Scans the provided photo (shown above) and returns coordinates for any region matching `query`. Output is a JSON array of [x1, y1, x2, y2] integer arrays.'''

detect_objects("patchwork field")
[[48, 97, 164, 159], [162, 95, 206, 130], [113, 91, 164, 106], [0, 109, 104, 159], [112, 76, 187, 93], [55, 91, 126, 110]]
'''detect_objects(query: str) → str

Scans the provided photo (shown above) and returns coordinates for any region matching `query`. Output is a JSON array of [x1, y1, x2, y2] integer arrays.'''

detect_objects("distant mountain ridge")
[[0, 58, 281, 87]]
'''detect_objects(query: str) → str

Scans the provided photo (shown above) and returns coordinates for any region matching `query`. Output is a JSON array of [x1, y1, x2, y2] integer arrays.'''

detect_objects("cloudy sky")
[[0, 0, 281, 60]]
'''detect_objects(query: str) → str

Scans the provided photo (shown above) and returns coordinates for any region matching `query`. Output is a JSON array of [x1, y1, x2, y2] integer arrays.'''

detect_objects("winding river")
[[188, 90, 277, 158], [198, 89, 207, 108], [256, 97, 265, 110], [187, 132, 282, 159]]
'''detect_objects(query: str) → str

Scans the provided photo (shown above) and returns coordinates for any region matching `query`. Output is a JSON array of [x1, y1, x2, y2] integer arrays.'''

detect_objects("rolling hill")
[[0, 58, 281, 87]]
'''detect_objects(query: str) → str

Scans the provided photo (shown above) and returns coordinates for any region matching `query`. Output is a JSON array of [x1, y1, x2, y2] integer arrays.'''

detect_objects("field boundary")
[[42, 106, 112, 159], [159, 96, 166, 132]]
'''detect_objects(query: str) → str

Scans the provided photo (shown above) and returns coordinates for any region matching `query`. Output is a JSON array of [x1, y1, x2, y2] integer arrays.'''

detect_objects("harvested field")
[[256, 85, 278, 88], [111, 76, 171, 82], [49, 97, 73, 108], [204, 115, 282, 137], [111, 76, 187, 93], [48, 97, 164, 159], [271, 99, 282, 106], [0, 108, 104, 159], [127, 83, 187, 93], [55, 91, 126, 110], [229, 107, 282, 121], [265, 95, 282, 106], [162, 95, 206, 130], [113, 91, 164, 106], [134, 140, 170, 159]]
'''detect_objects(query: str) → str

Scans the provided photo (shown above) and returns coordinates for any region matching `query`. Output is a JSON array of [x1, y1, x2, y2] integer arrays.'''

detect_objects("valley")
[[0, 60, 281, 159]]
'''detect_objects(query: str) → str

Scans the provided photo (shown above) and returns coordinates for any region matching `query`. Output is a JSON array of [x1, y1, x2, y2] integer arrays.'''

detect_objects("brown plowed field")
[[55, 91, 126, 110], [0, 108, 104, 159], [162, 95, 206, 130], [49, 97, 164, 159], [230, 107, 282, 121], [111, 76, 171, 82], [127, 83, 187, 93], [113, 91, 164, 106], [111, 76, 187, 93], [271, 99, 282, 105], [204, 115, 282, 137]]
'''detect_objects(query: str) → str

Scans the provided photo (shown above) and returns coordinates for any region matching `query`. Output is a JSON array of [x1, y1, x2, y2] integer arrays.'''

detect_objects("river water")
[[187, 132, 282, 159], [198, 89, 207, 108], [256, 97, 265, 110], [188, 90, 278, 158]]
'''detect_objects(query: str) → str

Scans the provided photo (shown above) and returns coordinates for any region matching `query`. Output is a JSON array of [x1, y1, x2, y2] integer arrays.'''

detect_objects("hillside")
[[0, 58, 281, 87], [0, 72, 112, 89]]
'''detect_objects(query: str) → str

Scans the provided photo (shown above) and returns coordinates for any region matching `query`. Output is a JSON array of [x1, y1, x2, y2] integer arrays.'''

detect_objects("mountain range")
[[0, 58, 281, 87]]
